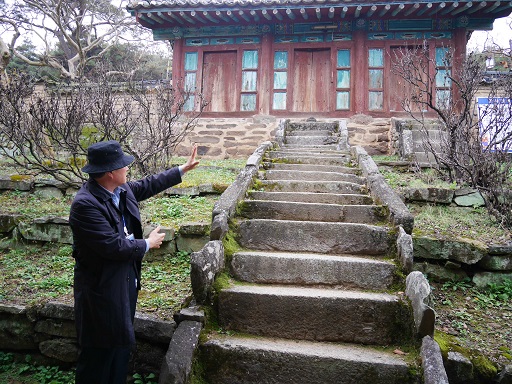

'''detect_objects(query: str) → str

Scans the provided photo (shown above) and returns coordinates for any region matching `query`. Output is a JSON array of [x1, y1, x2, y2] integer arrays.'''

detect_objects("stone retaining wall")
[[174, 116, 278, 159], [399, 186, 512, 287], [0, 301, 174, 376], [173, 115, 392, 159], [0, 178, 214, 256]]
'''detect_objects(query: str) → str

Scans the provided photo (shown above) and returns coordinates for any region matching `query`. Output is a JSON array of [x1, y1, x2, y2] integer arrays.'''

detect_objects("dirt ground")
[[430, 281, 512, 371]]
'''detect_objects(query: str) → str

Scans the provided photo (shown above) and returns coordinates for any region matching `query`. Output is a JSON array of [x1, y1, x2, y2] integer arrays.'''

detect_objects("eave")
[[127, 1, 512, 39]]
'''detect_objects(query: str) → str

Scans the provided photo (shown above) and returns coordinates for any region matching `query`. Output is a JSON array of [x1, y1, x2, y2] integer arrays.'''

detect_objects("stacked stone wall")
[[346, 115, 391, 155], [0, 302, 174, 376], [175, 116, 278, 158], [175, 115, 393, 159]]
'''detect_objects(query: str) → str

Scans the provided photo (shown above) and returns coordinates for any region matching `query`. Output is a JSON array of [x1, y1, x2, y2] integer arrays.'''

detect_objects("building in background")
[[127, 1, 511, 118]]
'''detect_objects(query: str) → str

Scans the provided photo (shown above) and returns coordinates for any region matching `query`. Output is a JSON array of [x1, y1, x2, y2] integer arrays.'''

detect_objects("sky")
[[467, 16, 512, 52], [1, 5, 511, 54]]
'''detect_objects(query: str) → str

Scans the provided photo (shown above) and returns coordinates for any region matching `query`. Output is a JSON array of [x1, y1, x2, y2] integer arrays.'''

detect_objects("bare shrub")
[[391, 43, 512, 226], [0, 70, 206, 184]]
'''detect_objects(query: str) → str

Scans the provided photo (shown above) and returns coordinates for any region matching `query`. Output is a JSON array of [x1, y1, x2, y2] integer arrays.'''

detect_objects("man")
[[69, 140, 199, 384]]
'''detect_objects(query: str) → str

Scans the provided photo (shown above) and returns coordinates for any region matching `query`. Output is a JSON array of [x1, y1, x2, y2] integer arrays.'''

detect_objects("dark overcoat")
[[69, 168, 181, 348]]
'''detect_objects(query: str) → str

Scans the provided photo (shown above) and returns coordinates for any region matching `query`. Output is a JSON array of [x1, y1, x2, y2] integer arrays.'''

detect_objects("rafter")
[[426, 2, 444, 16]]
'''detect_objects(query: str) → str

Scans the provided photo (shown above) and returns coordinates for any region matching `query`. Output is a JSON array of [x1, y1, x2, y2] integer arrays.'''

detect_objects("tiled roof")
[[127, 1, 512, 32], [127, 0, 509, 9]]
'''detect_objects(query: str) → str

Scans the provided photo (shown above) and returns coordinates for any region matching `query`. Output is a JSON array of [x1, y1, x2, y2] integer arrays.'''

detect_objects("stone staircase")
[[198, 120, 419, 383]]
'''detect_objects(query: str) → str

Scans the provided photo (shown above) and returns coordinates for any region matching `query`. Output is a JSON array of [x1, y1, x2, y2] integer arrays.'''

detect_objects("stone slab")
[[258, 180, 365, 194], [421, 336, 449, 384], [478, 254, 512, 271], [231, 251, 395, 290], [240, 200, 387, 224], [201, 335, 415, 384], [17, 216, 73, 244], [405, 271, 435, 337], [285, 136, 338, 146], [264, 170, 364, 184], [413, 236, 487, 265], [247, 191, 373, 205], [263, 162, 359, 174], [265, 155, 350, 166], [218, 285, 412, 345], [238, 219, 392, 255], [159, 320, 202, 384]]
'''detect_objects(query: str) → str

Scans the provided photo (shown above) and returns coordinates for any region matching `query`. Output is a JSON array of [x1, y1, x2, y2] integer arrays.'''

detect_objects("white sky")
[[1, 4, 511, 53], [467, 16, 512, 52]]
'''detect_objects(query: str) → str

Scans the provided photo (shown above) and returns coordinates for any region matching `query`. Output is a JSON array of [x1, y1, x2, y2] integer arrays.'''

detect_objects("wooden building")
[[127, 1, 512, 119]]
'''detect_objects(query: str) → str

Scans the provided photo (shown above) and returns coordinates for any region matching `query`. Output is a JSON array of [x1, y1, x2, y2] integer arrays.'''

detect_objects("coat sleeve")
[[128, 167, 182, 202], [69, 198, 146, 263]]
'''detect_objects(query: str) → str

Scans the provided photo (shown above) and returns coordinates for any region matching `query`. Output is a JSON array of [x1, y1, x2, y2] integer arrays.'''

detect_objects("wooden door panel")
[[312, 49, 331, 112], [292, 49, 331, 112], [292, 50, 310, 112], [202, 51, 237, 112]]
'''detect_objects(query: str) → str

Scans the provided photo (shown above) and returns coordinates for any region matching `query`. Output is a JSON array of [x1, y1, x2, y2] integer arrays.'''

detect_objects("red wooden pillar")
[[352, 30, 366, 114], [259, 34, 272, 115], [172, 38, 184, 90]]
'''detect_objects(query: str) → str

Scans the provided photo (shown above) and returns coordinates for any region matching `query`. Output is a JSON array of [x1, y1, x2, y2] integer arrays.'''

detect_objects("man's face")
[[111, 166, 128, 186]]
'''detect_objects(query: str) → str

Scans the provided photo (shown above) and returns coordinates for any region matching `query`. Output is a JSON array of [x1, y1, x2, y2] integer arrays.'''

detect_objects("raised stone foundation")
[[174, 115, 392, 159], [174, 115, 278, 159]]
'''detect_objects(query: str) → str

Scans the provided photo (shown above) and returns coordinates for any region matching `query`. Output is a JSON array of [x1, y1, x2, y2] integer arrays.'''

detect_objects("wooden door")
[[389, 46, 428, 112], [202, 51, 238, 112], [292, 49, 331, 112]]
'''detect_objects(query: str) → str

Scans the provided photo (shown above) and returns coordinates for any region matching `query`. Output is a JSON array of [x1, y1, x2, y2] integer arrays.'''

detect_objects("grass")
[[380, 167, 457, 190], [431, 279, 512, 370], [0, 245, 74, 304], [141, 195, 217, 229], [0, 352, 75, 384], [0, 192, 73, 219], [173, 164, 243, 189], [410, 204, 511, 244], [379, 165, 511, 243], [0, 351, 159, 384], [138, 250, 192, 320], [0, 244, 191, 321]]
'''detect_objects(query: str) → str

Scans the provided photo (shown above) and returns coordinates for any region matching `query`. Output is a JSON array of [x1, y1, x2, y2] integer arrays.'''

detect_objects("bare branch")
[[392, 42, 512, 226]]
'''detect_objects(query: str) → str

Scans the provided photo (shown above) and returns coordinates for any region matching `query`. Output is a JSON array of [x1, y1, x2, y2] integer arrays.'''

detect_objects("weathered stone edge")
[[421, 335, 449, 384], [351, 146, 414, 234], [210, 141, 273, 241], [405, 271, 435, 338]]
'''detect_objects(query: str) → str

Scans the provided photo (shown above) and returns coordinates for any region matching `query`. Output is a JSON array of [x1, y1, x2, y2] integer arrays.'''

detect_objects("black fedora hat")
[[82, 140, 134, 174]]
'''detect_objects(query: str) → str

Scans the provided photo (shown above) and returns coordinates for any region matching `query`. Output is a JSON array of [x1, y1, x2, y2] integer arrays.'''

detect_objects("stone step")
[[257, 180, 366, 194], [286, 130, 332, 136], [267, 150, 349, 159], [279, 144, 340, 150], [262, 162, 359, 174], [278, 145, 344, 153], [285, 136, 338, 146], [201, 335, 415, 384], [231, 251, 396, 290], [218, 285, 412, 345], [238, 219, 391, 255], [240, 200, 387, 224], [248, 191, 374, 205], [263, 170, 365, 184], [287, 121, 338, 132], [265, 155, 351, 166]]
